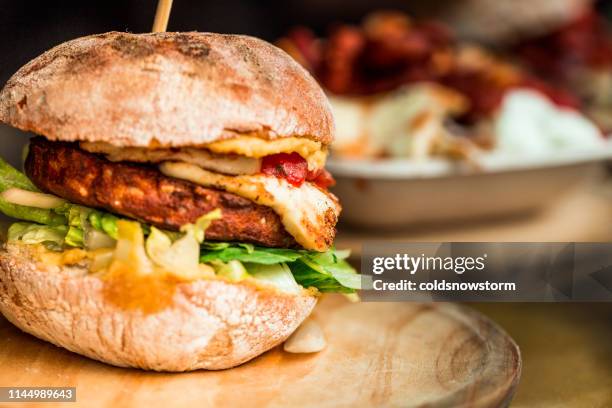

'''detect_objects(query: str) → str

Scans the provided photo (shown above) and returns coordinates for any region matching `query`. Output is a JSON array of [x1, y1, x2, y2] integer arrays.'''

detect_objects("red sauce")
[[307, 168, 336, 189], [261, 152, 335, 188], [261, 152, 308, 186]]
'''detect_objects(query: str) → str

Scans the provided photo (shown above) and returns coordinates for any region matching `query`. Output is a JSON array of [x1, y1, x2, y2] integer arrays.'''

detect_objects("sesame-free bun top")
[[0, 32, 334, 147]]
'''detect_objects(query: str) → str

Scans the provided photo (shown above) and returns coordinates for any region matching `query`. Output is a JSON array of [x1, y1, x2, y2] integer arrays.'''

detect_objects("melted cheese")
[[81, 142, 261, 175], [83, 136, 328, 172], [205, 136, 328, 171], [159, 162, 340, 251]]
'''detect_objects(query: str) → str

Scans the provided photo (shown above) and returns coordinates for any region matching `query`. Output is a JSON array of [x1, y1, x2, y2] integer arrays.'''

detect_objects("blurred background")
[[0, 1, 611, 406], [1, 0, 611, 241]]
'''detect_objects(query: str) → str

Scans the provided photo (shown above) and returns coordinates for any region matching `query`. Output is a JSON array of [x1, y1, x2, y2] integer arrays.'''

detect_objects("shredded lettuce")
[[212, 259, 250, 281], [246, 263, 302, 294], [64, 206, 88, 247], [180, 208, 222, 243], [145, 225, 214, 279], [88, 211, 120, 240], [0, 158, 119, 248], [112, 220, 154, 275], [7, 222, 68, 250]]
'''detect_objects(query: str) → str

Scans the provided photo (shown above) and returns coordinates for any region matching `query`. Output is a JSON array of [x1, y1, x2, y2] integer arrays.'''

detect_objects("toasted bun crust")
[[0, 32, 334, 147], [0, 243, 317, 371]]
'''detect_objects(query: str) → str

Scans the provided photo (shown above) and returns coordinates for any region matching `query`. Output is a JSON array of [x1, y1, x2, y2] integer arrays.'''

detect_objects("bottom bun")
[[0, 243, 317, 371]]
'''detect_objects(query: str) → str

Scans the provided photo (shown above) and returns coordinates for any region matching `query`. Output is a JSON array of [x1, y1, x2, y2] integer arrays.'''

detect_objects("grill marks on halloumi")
[[160, 162, 340, 251]]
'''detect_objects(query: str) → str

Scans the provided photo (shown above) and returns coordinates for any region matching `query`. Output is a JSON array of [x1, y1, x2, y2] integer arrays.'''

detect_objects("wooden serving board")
[[0, 295, 521, 408]]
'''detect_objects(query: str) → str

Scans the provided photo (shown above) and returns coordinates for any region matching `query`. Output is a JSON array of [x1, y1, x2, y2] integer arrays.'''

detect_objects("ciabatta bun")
[[0, 243, 317, 371], [0, 32, 334, 147]]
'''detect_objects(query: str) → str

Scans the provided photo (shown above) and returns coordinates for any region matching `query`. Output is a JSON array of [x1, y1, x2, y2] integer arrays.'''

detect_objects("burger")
[[0, 32, 360, 371]]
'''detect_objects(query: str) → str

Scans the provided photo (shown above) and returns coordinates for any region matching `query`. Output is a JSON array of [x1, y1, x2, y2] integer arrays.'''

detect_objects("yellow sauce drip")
[[101, 260, 181, 314], [37, 247, 90, 267], [204, 136, 328, 171]]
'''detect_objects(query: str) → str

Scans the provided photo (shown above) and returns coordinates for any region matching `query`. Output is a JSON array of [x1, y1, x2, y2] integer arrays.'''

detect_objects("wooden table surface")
[[473, 303, 612, 408], [0, 296, 520, 408], [336, 183, 612, 407]]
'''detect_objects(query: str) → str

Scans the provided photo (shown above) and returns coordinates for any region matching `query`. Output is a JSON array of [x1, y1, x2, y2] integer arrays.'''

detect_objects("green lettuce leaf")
[[0, 199, 64, 226], [53, 205, 120, 248], [180, 208, 221, 243], [201, 242, 231, 250], [246, 263, 302, 294], [88, 211, 120, 240], [289, 259, 359, 293], [212, 259, 250, 281], [201, 243, 361, 293], [0, 158, 121, 248], [299, 252, 364, 290], [8, 222, 68, 250], [200, 245, 306, 264], [0, 157, 66, 225], [63, 205, 89, 247], [0, 157, 38, 192], [64, 227, 84, 247]]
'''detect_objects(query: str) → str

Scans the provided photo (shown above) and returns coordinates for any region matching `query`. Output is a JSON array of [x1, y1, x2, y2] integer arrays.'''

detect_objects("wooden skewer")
[[152, 0, 174, 32]]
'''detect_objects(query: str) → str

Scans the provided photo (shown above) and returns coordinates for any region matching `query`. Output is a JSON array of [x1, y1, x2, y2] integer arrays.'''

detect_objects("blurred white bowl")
[[328, 145, 612, 229]]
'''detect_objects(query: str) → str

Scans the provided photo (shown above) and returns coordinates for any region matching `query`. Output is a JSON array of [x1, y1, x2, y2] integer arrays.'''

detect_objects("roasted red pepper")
[[307, 168, 336, 189], [261, 152, 335, 188], [261, 152, 308, 186]]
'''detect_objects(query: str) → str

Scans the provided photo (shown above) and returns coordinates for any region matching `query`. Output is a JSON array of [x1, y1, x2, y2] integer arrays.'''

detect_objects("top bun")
[[0, 32, 334, 147]]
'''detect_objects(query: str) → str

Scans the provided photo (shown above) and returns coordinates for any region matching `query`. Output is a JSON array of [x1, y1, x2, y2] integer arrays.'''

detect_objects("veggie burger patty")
[[25, 137, 296, 248]]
